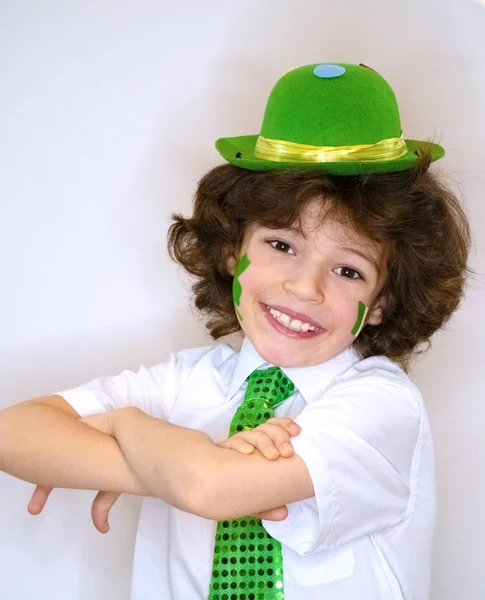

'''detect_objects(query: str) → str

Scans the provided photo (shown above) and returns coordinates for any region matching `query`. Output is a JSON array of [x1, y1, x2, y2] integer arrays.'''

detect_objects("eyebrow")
[[340, 247, 381, 274]]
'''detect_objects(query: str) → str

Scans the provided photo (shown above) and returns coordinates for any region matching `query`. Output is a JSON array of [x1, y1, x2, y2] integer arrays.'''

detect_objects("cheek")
[[331, 296, 367, 331], [350, 300, 370, 336], [239, 258, 274, 295], [331, 295, 356, 320], [232, 254, 252, 307], [238, 273, 262, 308]]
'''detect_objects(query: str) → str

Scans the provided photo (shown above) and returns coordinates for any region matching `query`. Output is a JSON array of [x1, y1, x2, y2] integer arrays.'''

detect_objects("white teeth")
[[279, 313, 290, 325], [267, 306, 317, 332]]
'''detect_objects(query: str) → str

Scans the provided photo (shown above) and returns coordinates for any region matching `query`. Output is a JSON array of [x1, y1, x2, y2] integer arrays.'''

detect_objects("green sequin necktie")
[[208, 366, 296, 600]]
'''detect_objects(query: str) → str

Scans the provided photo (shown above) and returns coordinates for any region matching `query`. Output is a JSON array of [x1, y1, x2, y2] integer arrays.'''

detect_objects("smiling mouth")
[[263, 304, 323, 334]]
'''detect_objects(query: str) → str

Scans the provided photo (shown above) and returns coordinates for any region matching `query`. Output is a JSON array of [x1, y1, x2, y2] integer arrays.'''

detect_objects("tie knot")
[[230, 367, 295, 435], [247, 366, 295, 408]]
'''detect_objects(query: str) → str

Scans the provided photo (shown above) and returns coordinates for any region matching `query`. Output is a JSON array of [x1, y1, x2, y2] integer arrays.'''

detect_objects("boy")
[[0, 64, 470, 599]]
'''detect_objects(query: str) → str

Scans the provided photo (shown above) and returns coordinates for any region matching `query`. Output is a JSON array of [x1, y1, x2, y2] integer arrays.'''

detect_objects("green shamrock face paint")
[[232, 253, 250, 321], [351, 301, 370, 336]]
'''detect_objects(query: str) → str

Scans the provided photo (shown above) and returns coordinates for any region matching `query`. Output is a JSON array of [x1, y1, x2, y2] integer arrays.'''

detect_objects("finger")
[[234, 429, 281, 459], [251, 505, 288, 521], [265, 417, 301, 436], [27, 485, 54, 515], [219, 430, 279, 459], [222, 427, 295, 459], [218, 423, 297, 458], [91, 491, 121, 534], [217, 437, 255, 454], [251, 423, 295, 458]]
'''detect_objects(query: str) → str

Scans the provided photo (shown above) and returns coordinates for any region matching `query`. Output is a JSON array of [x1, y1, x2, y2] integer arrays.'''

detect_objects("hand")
[[216, 417, 301, 460], [27, 413, 120, 532], [28, 485, 121, 534], [78, 413, 114, 436], [216, 417, 301, 522], [78, 407, 138, 438]]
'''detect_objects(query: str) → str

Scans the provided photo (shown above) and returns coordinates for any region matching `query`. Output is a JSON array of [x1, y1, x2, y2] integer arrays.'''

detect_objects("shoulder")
[[294, 351, 425, 437], [325, 352, 424, 423], [335, 352, 421, 396], [294, 354, 426, 486]]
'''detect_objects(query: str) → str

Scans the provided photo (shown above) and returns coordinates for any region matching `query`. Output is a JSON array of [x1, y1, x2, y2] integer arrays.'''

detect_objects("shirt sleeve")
[[56, 347, 207, 420], [263, 375, 422, 555]]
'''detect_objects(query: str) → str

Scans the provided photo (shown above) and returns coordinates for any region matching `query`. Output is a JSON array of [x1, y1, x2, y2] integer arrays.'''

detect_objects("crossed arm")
[[0, 394, 314, 524], [105, 405, 314, 519]]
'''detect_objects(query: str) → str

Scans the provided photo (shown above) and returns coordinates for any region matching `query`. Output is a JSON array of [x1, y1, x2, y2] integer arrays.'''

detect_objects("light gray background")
[[1, 1, 484, 598]]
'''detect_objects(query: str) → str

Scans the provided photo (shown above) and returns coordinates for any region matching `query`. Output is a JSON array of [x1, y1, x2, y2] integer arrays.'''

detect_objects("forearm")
[[112, 407, 218, 513], [112, 407, 313, 520], [0, 401, 153, 496]]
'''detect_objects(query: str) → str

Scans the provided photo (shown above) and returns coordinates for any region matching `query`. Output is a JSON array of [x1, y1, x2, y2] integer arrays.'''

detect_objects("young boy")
[[0, 64, 470, 599]]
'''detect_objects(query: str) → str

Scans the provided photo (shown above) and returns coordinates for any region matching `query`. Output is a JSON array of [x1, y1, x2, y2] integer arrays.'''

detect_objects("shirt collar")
[[227, 337, 361, 405]]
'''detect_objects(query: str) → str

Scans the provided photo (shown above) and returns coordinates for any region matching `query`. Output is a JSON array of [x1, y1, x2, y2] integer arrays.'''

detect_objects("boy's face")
[[228, 199, 388, 368]]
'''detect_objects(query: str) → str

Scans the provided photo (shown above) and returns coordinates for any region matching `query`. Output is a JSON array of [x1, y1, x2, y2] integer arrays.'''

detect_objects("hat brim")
[[215, 135, 445, 175]]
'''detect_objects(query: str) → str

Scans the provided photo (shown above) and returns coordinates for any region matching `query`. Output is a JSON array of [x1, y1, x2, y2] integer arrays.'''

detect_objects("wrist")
[[111, 406, 141, 439]]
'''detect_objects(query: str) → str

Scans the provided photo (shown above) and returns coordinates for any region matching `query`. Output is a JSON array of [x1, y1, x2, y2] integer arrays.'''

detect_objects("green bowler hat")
[[215, 63, 444, 175]]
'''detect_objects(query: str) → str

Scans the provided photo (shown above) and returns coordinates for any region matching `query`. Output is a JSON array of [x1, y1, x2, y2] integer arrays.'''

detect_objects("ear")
[[366, 295, 386, 326], [226, 253, 237, 276]]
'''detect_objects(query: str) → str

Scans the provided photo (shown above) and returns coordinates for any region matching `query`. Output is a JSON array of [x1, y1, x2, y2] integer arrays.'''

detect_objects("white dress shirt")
[[59, 337, 435, 600]]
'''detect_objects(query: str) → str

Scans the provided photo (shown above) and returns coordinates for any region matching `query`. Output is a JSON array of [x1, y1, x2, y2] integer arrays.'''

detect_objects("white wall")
[[1, 1, 484, 598]]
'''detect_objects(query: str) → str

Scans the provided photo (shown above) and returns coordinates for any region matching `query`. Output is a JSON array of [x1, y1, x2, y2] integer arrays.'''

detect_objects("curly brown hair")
[[168, 156, 471, 371]]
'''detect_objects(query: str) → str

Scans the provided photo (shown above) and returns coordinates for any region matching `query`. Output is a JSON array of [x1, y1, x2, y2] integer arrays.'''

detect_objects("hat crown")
[[260, 63, 402, 147]]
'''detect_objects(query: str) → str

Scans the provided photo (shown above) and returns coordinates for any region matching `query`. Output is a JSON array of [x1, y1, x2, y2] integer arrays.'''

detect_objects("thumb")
[[28, 485, 54, 515], [91, 491, 121, 534]]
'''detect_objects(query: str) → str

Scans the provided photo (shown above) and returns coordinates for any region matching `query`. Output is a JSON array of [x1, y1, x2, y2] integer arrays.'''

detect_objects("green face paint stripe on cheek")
[[351, 301, 370, 336], [234, 253, 250, 280], [232, 253, 250, 308]]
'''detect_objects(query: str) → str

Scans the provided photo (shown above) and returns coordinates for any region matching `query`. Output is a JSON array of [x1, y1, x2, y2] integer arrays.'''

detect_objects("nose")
[[282, 266, 325, 304]]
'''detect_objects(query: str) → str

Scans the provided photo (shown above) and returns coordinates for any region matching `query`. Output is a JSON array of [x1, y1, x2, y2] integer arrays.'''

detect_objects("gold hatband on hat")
[[254, 134, 407, 163]]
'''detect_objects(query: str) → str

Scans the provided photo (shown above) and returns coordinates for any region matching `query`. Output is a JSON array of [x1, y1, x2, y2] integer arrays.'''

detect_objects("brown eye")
[[335, 266, 362, 280], [268, 240, 294, 254]]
